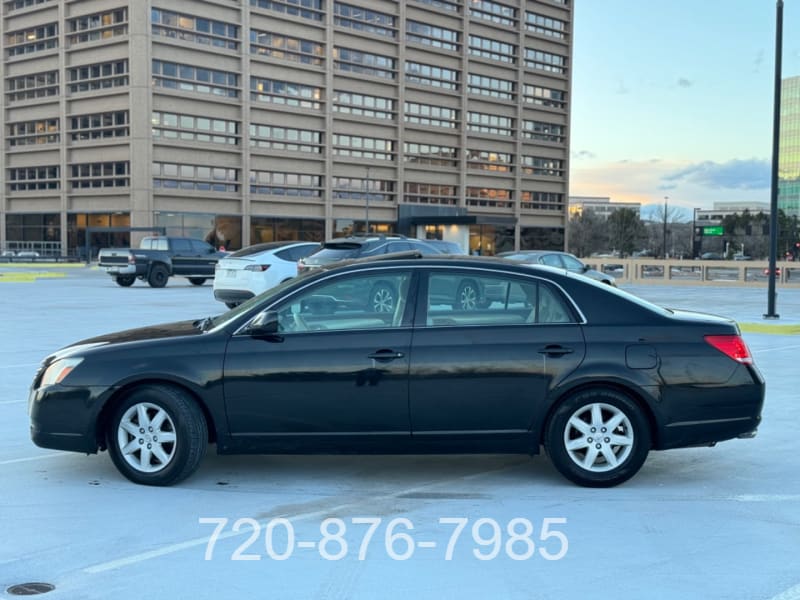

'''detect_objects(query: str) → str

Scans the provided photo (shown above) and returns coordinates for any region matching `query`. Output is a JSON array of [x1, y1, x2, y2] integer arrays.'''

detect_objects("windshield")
[[304, 246, 362, 264], [203, 275, 308, 331]]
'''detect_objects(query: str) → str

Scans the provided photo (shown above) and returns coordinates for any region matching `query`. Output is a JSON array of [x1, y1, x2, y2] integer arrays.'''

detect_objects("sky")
[[569, 0, 800, 215]]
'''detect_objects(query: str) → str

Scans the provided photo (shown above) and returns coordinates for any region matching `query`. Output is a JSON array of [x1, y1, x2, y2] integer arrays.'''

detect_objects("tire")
[[115, 276, 135, 287], [106, 384, 207, 486], [368, 281, 396, 313], [455, 279, 480, 311], [188, 278, 206, 286], [147, 264, 169, 288], [544, 388, 651, 487]]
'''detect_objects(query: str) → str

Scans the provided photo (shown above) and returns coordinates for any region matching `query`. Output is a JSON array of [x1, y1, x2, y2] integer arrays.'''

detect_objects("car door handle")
[[537, 345, 574, 356], [367, 350, 405, 362]]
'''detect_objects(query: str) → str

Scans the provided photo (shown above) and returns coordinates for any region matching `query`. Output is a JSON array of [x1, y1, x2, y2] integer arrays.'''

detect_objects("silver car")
[[498, 250, 616, 286]]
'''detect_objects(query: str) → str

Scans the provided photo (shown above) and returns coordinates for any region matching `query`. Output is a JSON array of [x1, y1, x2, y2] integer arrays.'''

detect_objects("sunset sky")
[[569, 0, 800, 214]]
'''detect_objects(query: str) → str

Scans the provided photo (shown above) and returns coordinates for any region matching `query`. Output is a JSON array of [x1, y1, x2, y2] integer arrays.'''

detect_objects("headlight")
[[40, 358, 83, 387]]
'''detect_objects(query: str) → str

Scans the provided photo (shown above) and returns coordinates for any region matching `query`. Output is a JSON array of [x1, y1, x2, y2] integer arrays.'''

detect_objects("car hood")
[[71, 319, 203, 349]]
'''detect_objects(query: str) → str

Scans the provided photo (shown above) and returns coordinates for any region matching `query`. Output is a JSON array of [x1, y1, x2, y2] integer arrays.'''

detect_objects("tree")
[[567, 209, 605, 257], [606, 208, 646, 258]]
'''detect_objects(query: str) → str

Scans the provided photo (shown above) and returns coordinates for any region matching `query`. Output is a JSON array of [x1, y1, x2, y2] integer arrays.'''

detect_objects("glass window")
[[270, 270, 413, 332]]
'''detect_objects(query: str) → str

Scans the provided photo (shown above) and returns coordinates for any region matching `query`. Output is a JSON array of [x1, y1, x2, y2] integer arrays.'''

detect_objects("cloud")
[[571, 150, 596, 160], [661, 159, 770, 190], [676, 78, 693, 88]]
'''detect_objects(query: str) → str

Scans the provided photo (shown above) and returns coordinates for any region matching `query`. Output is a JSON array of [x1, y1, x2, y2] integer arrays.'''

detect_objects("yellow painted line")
[[740, 322, 800, 335], [0, 272, 67, 283], [0, 262, 85, 268]]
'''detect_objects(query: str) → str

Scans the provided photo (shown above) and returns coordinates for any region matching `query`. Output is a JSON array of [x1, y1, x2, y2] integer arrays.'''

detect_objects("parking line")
[[770, 583, 800, 600], [0, 400, 26, 405], [0, 363, 39, 369], [0, 453, 65, 465]]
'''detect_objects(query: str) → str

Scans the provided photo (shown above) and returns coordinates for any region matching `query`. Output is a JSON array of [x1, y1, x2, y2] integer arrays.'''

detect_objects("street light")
[[363, 166, 371, 235], [662, 196, 669, 259], [765, 0, 783, 319]]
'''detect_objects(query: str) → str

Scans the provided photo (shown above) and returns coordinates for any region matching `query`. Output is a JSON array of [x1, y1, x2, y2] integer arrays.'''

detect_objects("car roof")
[[228, 241, 319, 257]]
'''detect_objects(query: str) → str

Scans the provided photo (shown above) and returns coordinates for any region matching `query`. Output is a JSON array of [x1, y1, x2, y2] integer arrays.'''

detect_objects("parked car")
[[98, 236, 225, 288], [30, 255, 764, 488], [700, 252, 724, 260], [423, 240, 467, 254], [297, 235, 443, 273], [213, 241, 320, 308], [498, 250, 616, 286]]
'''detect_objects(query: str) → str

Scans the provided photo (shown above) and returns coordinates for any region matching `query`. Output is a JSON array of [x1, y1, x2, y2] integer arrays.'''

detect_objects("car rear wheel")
[[115, 276, 135, 287], [545, 388, 650, 487], [188, 277, 206, 286], [147, 265, 169, 288], [455, 279, 480, 311], [368, 281, 396, 313], [107, 385, 207, 486]]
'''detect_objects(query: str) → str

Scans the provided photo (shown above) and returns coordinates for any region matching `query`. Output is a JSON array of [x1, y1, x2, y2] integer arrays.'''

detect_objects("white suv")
[[213, 241, 320, 308]]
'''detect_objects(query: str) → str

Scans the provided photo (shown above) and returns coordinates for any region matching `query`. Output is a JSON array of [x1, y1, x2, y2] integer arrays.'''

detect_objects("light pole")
[[662, 196, 669, 259], [363, 166, 370, 235], [765, 0, 783, 319]]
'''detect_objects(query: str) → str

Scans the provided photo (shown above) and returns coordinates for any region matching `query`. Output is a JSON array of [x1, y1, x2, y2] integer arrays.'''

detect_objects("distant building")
[[695, 201, 771, 226], [780, 76, 800, 217], [568, 196, 642, 220]]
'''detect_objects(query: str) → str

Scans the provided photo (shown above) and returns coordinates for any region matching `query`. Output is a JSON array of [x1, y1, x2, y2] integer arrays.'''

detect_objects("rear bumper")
[[103, 265, 136, 276], [214, 288, 255, 304]]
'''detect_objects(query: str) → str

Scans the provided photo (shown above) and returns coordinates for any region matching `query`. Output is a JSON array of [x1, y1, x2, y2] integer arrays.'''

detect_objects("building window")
[[406, 21, 459, 51], [521, 156, 564, 177], [522, 120, 565, 143], [525, 11, 567, 40], [403, 182, 457, 205], [6, 70, 58, 103], [409, 0, 459, 13], [8, 166, 60, 191], [468, 35, 516, 64], [152, 112, 239, 145], [332, 177, 395, 203], [333, 91, 394, 120], [152, 8, 239, 50], [404, 143, 458, 168], [152, 60, 239, 98], [404, 102, 458, 129], [405, 62, 459, 90], [68, 60, 129, 93], [68, 8, 128, 45], [332, 135, 394, 160], [334, 47, 396, 79], [250, 30, 324, 65], [250, 170, 322, 197], [69, 162, 130, 189], [70, 111, 129, 141], [466, 187, 513, 208], [8, 118, 59, 146], [520, 191, 564, 211], [468, 149, 513, 172], [468, 74, 515, 101], [5, 214, 61, 249], [249, 124, 323, 153], [5, 23, 57, 57], [251, 77, 322, 110], [468, 111, 514, 136], [5, 0, 54, 11], [524, 49, 567, 74], [251, 216, 325, 243], [250, 0, 324, 22], [334, 3, 396, 38], [523, 84, 567, 109], [469, 0, 516, 27], [153, 162, 239, 192]]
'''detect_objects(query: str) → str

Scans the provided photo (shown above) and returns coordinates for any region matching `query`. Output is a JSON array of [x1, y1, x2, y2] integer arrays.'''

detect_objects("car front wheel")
[[455, 279, 480, 311], [368, 281, 396, 313], [544, 388, 650, 487], [107, 384, 207, 486]]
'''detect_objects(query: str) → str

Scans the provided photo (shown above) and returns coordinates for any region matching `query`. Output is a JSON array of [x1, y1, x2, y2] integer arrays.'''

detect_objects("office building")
[[1, 0, 572, 257]]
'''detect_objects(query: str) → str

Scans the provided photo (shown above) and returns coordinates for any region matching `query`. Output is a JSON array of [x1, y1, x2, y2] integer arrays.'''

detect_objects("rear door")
[[408, 267, 586, 439]]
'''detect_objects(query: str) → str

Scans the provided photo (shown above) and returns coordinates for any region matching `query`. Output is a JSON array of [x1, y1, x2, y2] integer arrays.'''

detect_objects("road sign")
[[702, 226, 724, 236]]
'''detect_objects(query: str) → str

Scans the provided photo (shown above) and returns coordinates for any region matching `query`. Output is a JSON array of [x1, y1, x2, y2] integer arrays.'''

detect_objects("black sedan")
[[29, 256, 764, 487]]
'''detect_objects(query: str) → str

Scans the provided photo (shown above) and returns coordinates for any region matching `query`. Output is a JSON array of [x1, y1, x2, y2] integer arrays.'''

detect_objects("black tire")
[[188, 278, 206, 286], [455, 279, 480, 311], [106, 384, 207, 486], [368, 281, 396, 313], [115, 276, 135, 287], [147, 264, 169, 288], [544, 388, 651, 487]]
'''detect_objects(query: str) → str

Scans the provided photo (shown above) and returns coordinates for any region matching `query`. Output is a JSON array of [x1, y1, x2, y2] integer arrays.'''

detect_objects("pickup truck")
[[98, 236, 225, 288]]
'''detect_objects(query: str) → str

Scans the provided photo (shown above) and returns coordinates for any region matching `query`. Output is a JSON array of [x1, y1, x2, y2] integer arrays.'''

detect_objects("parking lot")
[[1, 266, 798, 600]]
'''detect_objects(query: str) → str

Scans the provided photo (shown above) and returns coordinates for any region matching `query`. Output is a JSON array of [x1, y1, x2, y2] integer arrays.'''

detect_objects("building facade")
[[780, 75, 800, 218], [1, 0, 572, 257], [568, 196, 641, 220]]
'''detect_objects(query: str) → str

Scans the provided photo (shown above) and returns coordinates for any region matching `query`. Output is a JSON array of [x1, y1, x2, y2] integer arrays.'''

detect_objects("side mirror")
[[246, 310, 280, 336], [582, 264, 591, 273]]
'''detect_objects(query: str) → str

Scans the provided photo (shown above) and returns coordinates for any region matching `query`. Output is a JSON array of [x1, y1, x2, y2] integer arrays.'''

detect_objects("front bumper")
[[29, 384, 112, 454]]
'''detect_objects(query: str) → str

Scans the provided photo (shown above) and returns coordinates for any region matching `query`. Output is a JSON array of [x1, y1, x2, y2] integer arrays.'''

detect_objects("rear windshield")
[[228, 242, 287, 258]]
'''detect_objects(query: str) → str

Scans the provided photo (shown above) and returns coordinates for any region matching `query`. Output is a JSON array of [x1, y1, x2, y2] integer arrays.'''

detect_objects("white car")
[[213, 241, 320, 308]]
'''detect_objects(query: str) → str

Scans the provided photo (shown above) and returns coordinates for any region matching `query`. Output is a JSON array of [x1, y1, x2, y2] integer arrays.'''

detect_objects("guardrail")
[[581, 258, 800, 286]]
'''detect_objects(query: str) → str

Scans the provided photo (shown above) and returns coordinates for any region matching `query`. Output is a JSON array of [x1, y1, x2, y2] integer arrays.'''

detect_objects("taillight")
[[704, 335, 753, 364], [244, 264, 270, 272]]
